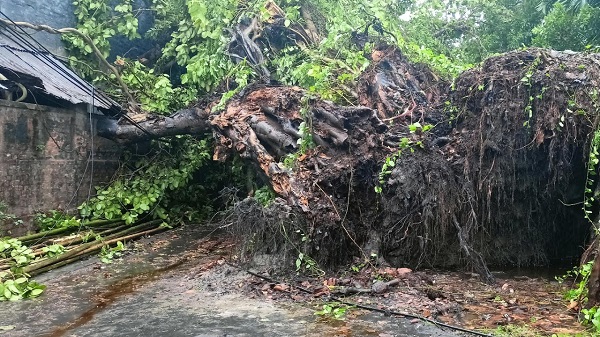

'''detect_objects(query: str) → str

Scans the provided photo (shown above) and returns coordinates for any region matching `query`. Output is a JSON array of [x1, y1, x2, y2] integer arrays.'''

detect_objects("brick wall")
[[0, 100, 121, 234]]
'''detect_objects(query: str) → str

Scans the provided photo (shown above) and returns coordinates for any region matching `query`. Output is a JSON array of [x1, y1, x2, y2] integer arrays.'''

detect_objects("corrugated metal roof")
[[0, 22, 121, 113]]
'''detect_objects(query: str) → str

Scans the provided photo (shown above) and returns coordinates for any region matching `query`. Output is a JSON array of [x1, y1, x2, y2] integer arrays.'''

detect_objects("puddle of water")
[[493, 267, 568, 281], [44, 259, 187, 337]]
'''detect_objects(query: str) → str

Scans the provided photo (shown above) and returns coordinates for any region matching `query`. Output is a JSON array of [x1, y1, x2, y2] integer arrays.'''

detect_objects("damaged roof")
[[0, 21, 122, 114]]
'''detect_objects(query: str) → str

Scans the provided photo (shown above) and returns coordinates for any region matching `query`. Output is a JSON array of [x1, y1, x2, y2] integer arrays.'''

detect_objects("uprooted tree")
[[99, 46, 600, 289], [10, 0, 600, 305]]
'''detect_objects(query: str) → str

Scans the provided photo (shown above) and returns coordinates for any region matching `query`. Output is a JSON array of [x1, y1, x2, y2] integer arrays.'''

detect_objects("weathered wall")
[[0, 100, 120, 234], [0, 0, 76, 56]]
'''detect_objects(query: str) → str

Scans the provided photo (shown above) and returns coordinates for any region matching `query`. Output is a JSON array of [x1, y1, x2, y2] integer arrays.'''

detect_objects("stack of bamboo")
[[0, 219, 172, 275]]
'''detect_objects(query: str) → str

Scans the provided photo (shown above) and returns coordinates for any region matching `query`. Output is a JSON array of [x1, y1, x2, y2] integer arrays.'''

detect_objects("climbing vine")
[[584, 128, 600, 228]]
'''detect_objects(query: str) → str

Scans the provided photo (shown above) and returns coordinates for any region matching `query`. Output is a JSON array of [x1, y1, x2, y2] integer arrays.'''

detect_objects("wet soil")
[[0, 226, 465, 337], [245, 264, 590, 337]]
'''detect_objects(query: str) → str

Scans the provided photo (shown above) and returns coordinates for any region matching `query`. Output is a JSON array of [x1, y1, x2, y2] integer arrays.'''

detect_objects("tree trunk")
[[97, 107, 212, 144]]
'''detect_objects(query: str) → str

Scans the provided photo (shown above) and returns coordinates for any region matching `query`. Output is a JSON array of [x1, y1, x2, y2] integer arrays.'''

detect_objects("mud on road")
[[0, 226, 465, 337]]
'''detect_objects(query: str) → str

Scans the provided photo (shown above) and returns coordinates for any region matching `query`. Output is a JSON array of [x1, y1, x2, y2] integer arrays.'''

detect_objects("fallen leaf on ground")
[[273, 284, 289, 292]]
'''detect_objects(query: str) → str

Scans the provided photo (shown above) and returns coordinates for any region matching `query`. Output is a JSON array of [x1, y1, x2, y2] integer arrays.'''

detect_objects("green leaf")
[[6, 284, 19, 295], [14, 278, 27, 284], [30, 288, 44, 297]]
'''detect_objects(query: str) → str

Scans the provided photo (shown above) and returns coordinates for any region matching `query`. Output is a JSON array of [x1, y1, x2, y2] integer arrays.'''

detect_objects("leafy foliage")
[[42, 244, 66, 258], [0, 239, 45, 300], [0, 271, 45, 301], [117, 58, 196, 114], [582, 306, 600, 333], [79, 137, 211, 224], [557, 261, 593, 304], [99, 241, 126, 264], [64, 0, 140, 79], [35, 210, 81, 232], [314, 302, 352, 320], [532, 2, 600, 50], [0, 238, 35, 267], [253, 186, 276, 207]]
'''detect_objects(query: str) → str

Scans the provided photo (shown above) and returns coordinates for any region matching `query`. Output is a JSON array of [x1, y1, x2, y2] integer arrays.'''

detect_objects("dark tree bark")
[[97, 107, 212, 144]]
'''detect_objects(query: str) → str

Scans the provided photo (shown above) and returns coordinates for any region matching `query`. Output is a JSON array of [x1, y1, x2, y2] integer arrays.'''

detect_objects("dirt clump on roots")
[[222, 47, 600, 282]]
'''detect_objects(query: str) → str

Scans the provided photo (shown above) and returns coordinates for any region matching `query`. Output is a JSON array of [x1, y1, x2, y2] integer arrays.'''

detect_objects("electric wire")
[[0, 11, 121, 116], [0, 11, 155, 137], [0, 12, 116, 113]]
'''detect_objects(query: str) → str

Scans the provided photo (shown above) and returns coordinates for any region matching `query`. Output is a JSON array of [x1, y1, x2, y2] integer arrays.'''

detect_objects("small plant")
[[0, 271, 45, 301], [82, 230, 101, 243], [295, 252, 323, 276], [555, 261, 600, 333], [375, 122, 434, 193], [444, 100, 461, 124], [99, 241, 126, 264], [283, 120, 314, 168], [582, 306, 600, 333], [408, 122, 433, 134], [556, 261, 593, 305], [254, 186, 276, 207], [283, 96, 316, 169], [374, 137, 413, 193], [0, 202, 21, 226], [351, 261, 366, 273], [584, 128, 600, 227], [315, 303, 352, 320], [520, 57, 542, 128]]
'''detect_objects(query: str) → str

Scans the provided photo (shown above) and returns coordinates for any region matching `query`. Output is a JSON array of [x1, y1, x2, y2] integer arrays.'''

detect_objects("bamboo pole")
[[23, 220, 162, 274], [28, 225, 169, 276], [16, 219, 123, 243]]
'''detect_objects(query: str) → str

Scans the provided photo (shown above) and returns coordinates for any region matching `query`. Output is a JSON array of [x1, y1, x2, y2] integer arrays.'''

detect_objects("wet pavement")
[[0, 226, 464, 337]]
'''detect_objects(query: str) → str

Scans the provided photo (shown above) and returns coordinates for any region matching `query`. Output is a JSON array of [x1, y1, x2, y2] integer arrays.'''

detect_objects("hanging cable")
[[88, 87, 95, 201], [0, 12, 99, 100], [0, 11, 154, 137]]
